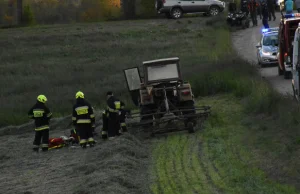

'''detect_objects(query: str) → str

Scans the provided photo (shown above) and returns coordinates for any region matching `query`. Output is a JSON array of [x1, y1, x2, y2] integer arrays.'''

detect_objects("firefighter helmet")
[[37, 95, 47, 103], [76, 91, 84, 99]]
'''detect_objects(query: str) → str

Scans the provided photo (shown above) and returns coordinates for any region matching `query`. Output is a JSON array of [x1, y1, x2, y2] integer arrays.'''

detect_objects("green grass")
[[0, 15, 231, 126], [150, 95, 299, 194]]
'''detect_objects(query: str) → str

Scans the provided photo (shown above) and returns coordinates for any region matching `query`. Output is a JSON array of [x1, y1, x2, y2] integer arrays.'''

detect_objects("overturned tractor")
[[123, 57, 211, 135]]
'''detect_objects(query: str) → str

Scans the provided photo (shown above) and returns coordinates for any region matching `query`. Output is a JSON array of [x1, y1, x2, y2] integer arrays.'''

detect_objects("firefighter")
[[248, 0, 259, 26], [106, 91, 121, 139], [261, 0, 270, 28], [72, 91, 95, 148], [267, 0, 276, 21], [28, 94, 52, 152]]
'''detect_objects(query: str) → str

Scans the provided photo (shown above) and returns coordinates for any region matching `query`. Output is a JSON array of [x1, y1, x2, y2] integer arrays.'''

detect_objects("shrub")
[[22, 4, 35, 25]]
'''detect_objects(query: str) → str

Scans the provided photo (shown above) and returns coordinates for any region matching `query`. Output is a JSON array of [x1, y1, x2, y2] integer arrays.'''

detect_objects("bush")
[[22, 4, 34, 25]]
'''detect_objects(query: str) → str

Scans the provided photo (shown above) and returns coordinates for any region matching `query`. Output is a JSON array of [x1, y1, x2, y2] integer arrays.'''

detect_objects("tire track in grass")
[[167, 135, 187, 194], [190, 134, 214, 194], [153, 141, 175, 194], [164, 136, 181, 194], [181, 134, 202, 194], [172, 134, 194, 194], [199, 138, 225, 194]]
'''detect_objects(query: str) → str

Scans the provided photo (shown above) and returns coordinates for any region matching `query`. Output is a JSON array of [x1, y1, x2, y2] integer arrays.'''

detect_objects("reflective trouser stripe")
[[42, 144, 48, 148], [35, 125, 49, 131], [88, 137, 94, 142], [90, 114, 95, 118], [72, 117, 76, 121], [102, 130, 107, 135], [77, 119, 91, 123], [33, 144, 39, 148], [80, 139, 87, 144], [49, 145, 63, 150], [121, 123, 126, 127]]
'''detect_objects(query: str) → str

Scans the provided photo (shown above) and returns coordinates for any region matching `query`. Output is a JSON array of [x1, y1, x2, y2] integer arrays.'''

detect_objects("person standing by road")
[[267, 0, 276, 21], [248, 0, 259, 26], [285, 0, 294, 14], [261, 0, 270, 28], [28, 95, 52, 152]]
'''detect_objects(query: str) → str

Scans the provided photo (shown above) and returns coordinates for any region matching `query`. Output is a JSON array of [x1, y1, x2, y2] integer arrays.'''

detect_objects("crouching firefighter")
[[106, 91, 121, 138], [72, 91, 95, 148], [28, 94, 52, 152]]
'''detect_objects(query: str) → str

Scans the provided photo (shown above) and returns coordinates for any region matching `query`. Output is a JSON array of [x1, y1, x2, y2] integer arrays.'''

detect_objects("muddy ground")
[[232, 12, 292, 96], [0, 112, 151, 194]]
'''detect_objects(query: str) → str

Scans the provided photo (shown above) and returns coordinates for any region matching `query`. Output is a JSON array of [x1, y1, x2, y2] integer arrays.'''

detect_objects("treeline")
[[0, 0, 157, 26]]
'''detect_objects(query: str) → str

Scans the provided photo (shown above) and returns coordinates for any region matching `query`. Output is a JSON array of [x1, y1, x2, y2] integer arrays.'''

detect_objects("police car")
[[256, 27, 279, 67]]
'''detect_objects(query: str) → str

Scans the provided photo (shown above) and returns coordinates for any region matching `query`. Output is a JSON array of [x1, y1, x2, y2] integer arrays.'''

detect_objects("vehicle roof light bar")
[[262, 27, 279, 34], [284, 13, 300, 18]]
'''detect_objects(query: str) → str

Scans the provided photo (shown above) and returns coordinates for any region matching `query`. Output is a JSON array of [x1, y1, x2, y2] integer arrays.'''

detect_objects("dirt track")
[[232, 12, 293, 96]]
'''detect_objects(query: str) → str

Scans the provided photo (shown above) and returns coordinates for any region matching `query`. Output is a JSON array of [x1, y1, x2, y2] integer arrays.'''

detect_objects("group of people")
[[28, 91, 129, 152], [241, 0, 277, 28], [240, 0, 300, 29]]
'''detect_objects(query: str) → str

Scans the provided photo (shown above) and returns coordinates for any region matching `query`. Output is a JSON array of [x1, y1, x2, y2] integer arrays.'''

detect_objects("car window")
[[263, 34, 278, 46]]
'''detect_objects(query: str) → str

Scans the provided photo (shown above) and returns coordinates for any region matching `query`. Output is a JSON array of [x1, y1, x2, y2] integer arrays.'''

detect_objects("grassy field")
[[150, 95, 299, 194], [0, 15, 230, 126], [3, 9, 300, 194]]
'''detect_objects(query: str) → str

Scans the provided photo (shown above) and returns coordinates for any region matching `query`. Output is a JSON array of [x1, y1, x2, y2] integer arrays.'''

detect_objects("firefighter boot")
[[101, 128, 108, 140]]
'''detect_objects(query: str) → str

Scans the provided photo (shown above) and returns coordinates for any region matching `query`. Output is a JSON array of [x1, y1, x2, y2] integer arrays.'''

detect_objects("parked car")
[[155, 0, 226, 19], [256, 27, 279, 67]]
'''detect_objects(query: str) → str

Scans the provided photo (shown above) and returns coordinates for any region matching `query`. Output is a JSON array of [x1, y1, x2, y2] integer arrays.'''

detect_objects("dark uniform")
[[101, 110, 108, 139], [261, 0, 270, 28], [28, 95, 52, 152], [72, 92, 95, 148], [119, 101, 128, 133], [248, 0, 259, 26], [241, 0, 250, 14], [267, 0, 276, 21], [106, 92, 121, 138]]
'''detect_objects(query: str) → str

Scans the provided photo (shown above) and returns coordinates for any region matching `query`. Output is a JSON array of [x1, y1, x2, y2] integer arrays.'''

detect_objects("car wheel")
[[209, 6, 220, 16], [171, 7, 183, 19]]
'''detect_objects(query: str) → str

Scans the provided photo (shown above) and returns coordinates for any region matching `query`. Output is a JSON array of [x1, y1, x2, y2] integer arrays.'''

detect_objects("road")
[[232, 12, 292, 96]]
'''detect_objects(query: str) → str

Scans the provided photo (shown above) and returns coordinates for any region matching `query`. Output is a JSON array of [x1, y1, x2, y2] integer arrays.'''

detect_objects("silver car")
[[155, 0, 226, 19], [256, 28, 279, 67]]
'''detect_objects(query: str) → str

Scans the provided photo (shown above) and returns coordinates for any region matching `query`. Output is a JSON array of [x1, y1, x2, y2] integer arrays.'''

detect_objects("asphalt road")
[[232, 12, 293, 96]]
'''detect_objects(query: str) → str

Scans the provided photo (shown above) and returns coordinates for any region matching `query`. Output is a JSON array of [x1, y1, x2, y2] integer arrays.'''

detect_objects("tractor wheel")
[[181, 100, 196, 115], [140, 105, 154, 127]]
